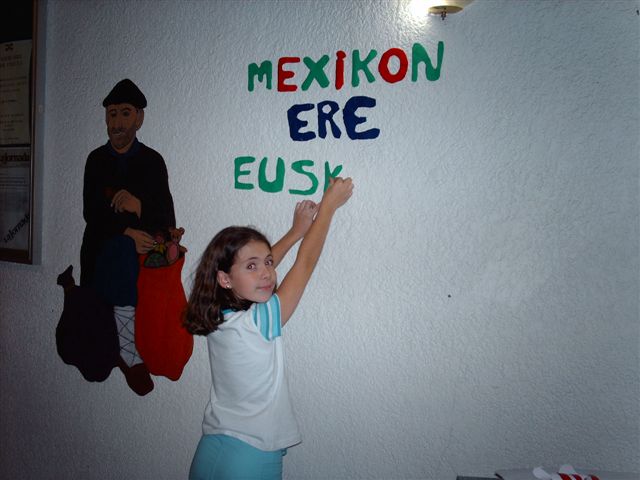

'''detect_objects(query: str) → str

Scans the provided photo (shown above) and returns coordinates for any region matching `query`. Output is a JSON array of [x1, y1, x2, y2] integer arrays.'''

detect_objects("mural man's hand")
[[124, 227, 155, 254], [112, 189, 142, 218]]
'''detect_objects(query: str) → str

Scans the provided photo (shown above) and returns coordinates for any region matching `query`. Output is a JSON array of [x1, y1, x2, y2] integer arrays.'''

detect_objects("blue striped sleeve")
[[252, 294, 282, 341]]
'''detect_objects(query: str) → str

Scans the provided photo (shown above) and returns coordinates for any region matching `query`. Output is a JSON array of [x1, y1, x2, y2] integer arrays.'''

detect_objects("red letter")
[[278, 57, 300, 92], [378, 48, 408, 84], [335, 50, 346, 90]]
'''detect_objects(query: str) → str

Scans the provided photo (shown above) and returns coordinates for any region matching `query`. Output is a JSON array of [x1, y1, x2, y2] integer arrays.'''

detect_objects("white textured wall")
[[1, 1, 638, 479]]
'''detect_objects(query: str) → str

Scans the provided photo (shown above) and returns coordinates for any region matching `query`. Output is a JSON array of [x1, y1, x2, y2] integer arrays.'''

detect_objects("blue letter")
[[343, 96, 380, 140], [287, 103, 316, 141], [317, 100, 342, 139]]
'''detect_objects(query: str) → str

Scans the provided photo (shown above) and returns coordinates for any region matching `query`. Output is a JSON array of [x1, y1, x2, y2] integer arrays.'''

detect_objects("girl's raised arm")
[[277, 177, 354, 325]]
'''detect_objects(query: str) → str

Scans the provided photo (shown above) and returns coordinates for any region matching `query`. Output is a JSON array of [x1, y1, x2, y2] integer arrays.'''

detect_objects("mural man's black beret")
[[102, 79, 147, 109]]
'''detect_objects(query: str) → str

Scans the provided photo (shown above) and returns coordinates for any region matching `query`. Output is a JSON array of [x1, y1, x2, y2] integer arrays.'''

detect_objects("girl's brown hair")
[[183, 226, 271, 336]]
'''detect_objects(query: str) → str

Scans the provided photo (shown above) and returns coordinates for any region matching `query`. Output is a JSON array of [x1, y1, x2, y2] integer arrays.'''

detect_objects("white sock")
[[113, 305, 142, 367]]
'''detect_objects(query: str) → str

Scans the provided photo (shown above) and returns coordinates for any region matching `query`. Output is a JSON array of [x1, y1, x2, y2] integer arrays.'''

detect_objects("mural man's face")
[[105, 103, 144, 153]]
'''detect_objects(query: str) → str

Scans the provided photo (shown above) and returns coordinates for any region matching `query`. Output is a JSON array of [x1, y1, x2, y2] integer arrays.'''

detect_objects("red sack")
[[135, 255, 192, 380]]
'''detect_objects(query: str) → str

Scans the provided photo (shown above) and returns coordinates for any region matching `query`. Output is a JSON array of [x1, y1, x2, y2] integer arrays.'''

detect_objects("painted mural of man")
[[80, 79, 176, 395]]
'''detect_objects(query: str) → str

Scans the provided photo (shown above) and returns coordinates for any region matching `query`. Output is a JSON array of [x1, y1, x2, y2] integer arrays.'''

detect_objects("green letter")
[[301, 55, 330, 91], [258, 157, 285, 193], [248, 61, 273, 91], [234, 156, 255, 190], [324, 162, 343, 191], [411, 42, 444, 82], [351, 49, 377, 87], [289, 160, 318, 195]]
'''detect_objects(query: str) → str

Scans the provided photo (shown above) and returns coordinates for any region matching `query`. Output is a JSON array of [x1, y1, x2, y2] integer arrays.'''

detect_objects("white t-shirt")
[[201, 294, 301, 451]]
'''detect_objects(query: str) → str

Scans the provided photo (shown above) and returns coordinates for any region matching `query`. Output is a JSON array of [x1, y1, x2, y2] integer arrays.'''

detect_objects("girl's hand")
[[321, 177, 354, 211], [291, 200, 319, 238], [271, 200, 318, 267]]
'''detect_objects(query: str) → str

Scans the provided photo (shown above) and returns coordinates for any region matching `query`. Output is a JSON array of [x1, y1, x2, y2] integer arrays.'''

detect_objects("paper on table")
[[496, 465, 639, 480]]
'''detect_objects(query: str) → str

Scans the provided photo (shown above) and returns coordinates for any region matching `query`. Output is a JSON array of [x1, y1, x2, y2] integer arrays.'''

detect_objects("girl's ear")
[[217, 271, 231, 289]]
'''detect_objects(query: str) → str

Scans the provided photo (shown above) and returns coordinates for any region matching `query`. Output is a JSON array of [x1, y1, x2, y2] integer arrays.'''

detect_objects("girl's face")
[[217, 240, 276, 304]]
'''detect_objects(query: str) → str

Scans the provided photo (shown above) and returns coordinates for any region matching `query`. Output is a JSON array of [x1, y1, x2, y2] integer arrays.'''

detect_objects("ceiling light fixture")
[[426, 0, 474, 20]]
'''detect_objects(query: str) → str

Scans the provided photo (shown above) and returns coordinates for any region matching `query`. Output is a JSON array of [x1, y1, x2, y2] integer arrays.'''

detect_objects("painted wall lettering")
[[234, 156, 343, 195], [248, 42, 444, 92], [277, 57, 300, 92], [287, 96, 380, 141], [248, 61, 272, 91], [239, 41, 444, 195]]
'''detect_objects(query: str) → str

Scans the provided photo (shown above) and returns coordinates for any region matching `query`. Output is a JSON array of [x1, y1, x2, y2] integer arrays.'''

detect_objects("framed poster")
[[0, 1, 40, 263]]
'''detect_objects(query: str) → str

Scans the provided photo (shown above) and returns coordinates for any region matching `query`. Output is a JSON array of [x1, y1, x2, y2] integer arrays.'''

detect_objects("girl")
[[184, 177, 354, 480]]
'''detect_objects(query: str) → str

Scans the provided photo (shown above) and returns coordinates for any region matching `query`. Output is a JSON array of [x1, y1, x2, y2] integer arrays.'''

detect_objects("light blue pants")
[[189, 434, 285, 480]]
